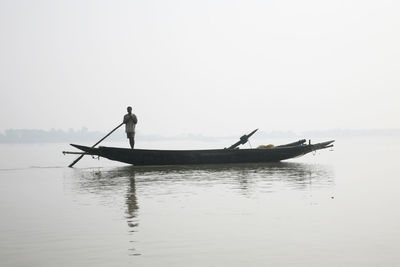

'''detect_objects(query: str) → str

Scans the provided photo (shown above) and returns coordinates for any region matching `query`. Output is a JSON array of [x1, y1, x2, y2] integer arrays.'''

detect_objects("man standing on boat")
[[123, 106, 138, 149]]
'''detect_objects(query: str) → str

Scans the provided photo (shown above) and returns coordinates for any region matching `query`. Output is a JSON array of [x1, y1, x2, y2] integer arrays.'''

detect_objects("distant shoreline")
[[0, 128, 399, 144]]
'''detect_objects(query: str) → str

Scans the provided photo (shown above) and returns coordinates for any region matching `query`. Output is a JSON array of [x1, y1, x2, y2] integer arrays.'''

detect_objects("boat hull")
[[71, 140, 334, 166]]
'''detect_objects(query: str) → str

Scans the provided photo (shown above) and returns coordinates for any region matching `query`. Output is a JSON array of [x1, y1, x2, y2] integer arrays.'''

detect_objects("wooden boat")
[[69, 135, 334, 166]]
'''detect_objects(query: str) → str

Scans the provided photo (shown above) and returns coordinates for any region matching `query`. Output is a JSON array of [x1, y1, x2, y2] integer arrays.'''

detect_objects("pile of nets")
[[257, 144, 275, 149]]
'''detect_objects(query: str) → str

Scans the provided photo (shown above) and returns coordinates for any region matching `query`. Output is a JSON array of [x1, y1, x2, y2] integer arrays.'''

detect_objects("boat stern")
[[70, 144, 101, 156]]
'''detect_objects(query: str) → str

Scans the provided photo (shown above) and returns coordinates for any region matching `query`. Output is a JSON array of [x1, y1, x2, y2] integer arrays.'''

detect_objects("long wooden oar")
[[68, 122, 124, 167]]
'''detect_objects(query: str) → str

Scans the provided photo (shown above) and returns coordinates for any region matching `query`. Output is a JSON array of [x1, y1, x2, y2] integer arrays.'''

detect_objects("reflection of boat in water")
[[131, 162, 334, 192], [70, 162, 333, 195], [67, 162, 333, 256], [70, 139, 334, 166]]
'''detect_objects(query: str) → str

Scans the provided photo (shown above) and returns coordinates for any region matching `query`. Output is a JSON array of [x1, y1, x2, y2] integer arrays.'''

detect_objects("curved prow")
[[310, 140, 335, 151]]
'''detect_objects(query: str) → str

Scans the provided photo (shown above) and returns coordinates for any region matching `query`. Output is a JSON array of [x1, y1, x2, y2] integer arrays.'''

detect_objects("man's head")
[[127, 106, 132, 113]]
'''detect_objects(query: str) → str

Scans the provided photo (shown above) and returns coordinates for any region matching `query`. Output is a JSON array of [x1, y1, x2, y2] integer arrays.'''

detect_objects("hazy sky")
[[1, 0, 399, 136]]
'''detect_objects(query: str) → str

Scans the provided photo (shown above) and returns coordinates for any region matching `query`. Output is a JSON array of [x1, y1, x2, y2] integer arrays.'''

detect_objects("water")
[[0, 137, 399, 266]]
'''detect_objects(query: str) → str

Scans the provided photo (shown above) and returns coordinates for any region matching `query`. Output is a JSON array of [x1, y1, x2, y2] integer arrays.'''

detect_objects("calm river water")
[[0, 137, 399, 266]]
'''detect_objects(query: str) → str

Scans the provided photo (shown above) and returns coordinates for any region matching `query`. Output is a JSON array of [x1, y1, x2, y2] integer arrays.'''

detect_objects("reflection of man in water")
[[123, 106, 138, 149]]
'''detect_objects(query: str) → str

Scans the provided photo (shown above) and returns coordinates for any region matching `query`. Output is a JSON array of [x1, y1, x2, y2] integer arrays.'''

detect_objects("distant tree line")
[[0, 128, 399, 144], [0, 128, 220, 144], [301, 128, 400, 138], [0, 128, 122, 144]]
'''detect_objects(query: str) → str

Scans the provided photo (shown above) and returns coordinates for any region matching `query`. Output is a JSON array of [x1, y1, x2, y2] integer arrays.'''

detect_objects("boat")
[[68, 129, 334, 166]]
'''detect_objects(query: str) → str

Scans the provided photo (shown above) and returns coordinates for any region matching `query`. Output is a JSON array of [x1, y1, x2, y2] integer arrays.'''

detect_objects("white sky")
[[0, 0, 399, 136]]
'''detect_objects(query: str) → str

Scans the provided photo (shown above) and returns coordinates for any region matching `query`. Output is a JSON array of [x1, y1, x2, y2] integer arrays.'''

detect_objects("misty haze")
[[1, 0, 399, 266]]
